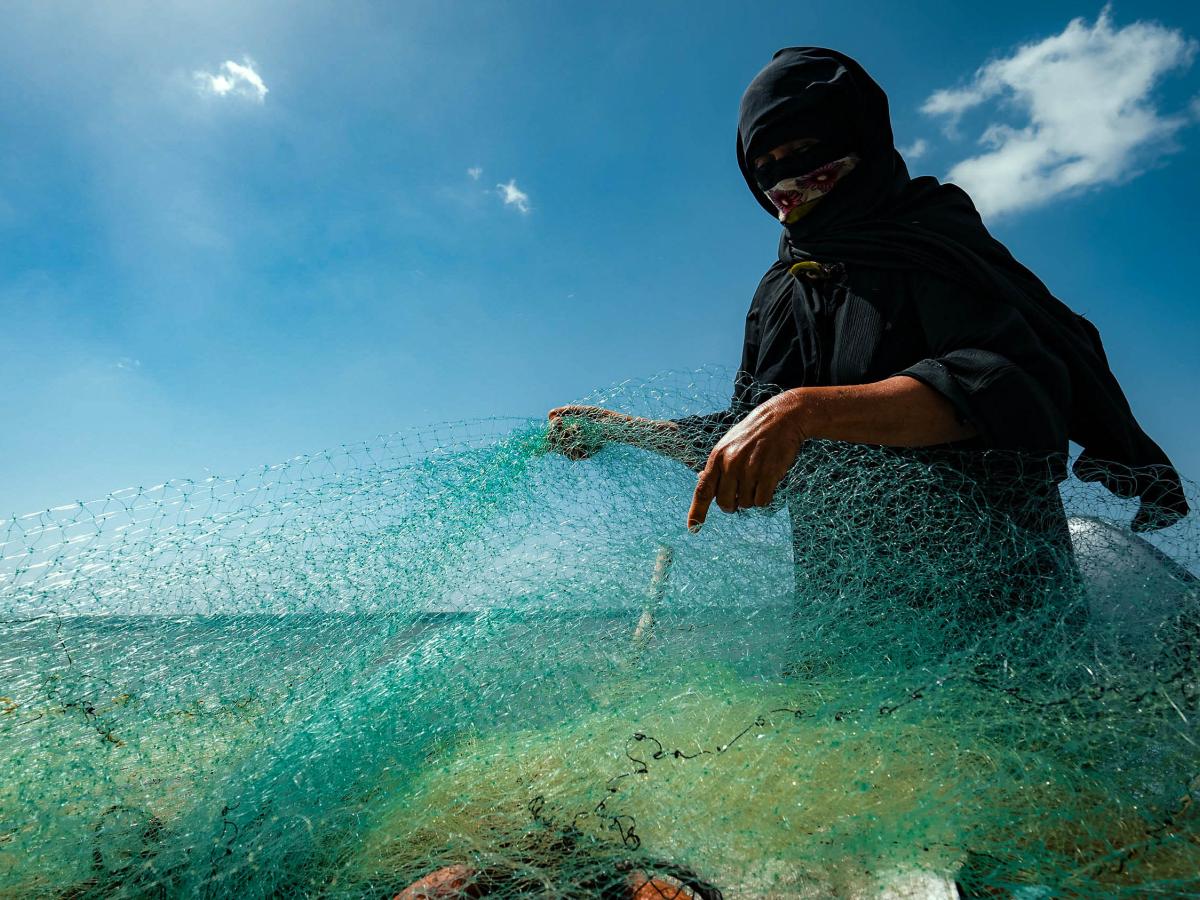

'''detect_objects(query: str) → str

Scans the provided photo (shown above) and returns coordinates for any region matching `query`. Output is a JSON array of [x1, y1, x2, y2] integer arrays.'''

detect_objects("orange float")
[[627, 870, 696, 899], [394, 864, 482, 899]]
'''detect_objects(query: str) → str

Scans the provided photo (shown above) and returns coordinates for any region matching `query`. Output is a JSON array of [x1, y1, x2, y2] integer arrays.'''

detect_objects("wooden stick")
[[632, 544, 675, 658]]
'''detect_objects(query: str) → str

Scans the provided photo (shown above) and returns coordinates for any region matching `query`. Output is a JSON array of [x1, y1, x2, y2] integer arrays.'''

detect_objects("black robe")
[[685, 47, 1187, 533], [734, 262, 1069, 457], [677, 260, 1075, 543]]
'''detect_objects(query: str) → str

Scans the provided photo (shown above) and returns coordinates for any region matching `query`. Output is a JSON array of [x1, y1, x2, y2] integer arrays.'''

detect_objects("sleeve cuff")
[[895, 360, 977, 431]]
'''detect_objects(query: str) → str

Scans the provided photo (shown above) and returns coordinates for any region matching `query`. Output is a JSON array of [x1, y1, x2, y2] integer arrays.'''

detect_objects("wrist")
[[612, 416, 675, 446], [780, 387, 822, 442]]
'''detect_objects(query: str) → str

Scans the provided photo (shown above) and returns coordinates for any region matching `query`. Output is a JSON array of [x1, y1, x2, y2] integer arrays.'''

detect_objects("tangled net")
[[1, 369, 1197, 899]]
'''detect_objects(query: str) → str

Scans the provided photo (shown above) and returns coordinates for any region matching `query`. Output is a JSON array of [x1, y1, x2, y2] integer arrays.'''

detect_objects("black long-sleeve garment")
[[680, 259, 1083, 627], [683, 256, 1087, 625], [675, 260, 1075, 543], [684, 47, 1187, 534], [725, 261, 1070, 457]]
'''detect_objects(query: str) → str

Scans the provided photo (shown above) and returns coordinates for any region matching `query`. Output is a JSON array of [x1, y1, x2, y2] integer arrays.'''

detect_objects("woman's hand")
[[545, 405, 632, 460], [548, 406, 703, 468], [686, 377, 977, 531], [687, 390, 810, 531]]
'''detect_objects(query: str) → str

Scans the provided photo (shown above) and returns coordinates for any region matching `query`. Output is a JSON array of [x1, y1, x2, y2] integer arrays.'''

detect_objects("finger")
[[736, 449, 763, 510], [687, 462, 721, 532], [753, 460, 789, 507], [546, 421, 578, 457], [736, 447, 772, 508], [559, 423, 586, 458], [737, 478, 756, 510], [715, 454, 740, 514], [751, 473, 777, 508]]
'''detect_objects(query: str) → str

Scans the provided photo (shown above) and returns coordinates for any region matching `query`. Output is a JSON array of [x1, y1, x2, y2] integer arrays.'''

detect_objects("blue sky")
[[2, 1, 1198, 515]]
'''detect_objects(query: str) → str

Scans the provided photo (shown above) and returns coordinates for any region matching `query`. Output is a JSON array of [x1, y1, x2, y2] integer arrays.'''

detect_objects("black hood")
[[737, 47, 908, 235], [734, 47, 1188, 530]]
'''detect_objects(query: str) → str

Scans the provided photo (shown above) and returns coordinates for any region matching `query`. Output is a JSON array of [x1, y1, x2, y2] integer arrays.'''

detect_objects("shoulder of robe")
[[756, 259, 792, 285], [750, 260, 795, 298]]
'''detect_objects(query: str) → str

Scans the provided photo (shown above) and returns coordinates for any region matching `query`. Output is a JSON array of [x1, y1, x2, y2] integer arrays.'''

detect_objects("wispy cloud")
[[497, 178, 531, 214], [900, 138, 928, 161], [194, 57, 269, 103], [467, 166, 482, 180], [921, 7, 1197, 217]]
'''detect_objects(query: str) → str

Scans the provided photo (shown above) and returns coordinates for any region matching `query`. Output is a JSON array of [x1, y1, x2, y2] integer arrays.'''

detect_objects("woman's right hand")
[[545, 405, 631, 460]]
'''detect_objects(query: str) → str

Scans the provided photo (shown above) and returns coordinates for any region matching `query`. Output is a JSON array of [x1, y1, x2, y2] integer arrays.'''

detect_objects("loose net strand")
[[1, 368, 1197, 899]]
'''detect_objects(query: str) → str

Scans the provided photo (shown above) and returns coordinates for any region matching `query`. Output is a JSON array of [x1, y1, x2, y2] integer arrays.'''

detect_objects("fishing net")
[[2, 369, 1197, 899]]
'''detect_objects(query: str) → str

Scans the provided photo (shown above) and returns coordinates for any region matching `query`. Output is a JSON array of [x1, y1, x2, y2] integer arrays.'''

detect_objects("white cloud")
[[497, 178, 531, 213], [921, 7, 1197, 217], [467, 166, 482, 180], [194, 57, 268, 103], [900, 138, 928, 160]]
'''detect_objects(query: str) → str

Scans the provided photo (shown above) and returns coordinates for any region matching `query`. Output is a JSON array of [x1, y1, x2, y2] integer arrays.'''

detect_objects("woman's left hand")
[[687, 389, 811, 531]]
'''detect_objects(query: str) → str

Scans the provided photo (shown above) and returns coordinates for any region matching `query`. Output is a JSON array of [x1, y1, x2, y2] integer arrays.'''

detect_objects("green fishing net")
[[2, 369, 1197, 899]]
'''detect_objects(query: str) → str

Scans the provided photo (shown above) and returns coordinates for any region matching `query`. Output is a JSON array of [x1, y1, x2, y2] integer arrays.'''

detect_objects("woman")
[[547, 47, 1187, 540]]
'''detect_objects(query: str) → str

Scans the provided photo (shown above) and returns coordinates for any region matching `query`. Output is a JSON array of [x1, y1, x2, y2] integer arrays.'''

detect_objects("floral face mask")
[[761, 155, 860, 223]]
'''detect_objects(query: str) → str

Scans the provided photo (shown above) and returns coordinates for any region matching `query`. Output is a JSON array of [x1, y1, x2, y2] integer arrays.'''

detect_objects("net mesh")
[[2, 369, 1197, 899]]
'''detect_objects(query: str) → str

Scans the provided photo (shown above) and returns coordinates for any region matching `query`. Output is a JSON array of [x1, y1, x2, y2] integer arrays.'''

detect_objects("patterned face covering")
[[761, 155, 860, 223]]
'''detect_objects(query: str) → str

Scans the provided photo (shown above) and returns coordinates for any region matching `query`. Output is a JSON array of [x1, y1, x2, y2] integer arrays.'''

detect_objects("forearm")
[[549, 403, 711, 469], [791, 375, 978, 447], [687, 376, 981, 530], [607, 417, 709, 470]]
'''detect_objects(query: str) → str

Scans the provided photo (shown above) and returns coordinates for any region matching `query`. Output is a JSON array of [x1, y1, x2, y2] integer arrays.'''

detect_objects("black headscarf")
[[737, 47, 1188, 531]]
